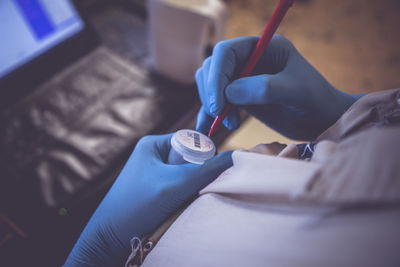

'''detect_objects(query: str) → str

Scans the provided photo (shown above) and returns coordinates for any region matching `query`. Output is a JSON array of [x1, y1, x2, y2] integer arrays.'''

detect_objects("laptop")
[[1, 0, 94, 106], [0, 0, 166, 208]]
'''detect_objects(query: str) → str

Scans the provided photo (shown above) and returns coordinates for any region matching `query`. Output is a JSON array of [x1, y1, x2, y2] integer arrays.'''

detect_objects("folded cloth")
[[142, 151, 400, 267], [200, 151, 319, 201]]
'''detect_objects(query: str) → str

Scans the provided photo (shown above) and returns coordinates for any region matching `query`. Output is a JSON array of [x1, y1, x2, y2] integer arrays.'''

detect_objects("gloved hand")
[[196, 35, 364, 140], [64, 134, 232, 267]]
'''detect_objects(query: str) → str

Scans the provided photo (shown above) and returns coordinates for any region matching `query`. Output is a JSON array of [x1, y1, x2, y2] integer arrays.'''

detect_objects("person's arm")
[[196, 34, 364, 141], [64, 134, 232, 266]]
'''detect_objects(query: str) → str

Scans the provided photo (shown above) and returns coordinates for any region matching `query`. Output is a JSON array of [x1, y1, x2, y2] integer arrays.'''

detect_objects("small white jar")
[[168, 129, 216, 165]]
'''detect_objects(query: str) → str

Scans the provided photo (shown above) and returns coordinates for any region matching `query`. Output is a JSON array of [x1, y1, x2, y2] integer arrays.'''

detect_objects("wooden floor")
[[220, 0, 400, 151]]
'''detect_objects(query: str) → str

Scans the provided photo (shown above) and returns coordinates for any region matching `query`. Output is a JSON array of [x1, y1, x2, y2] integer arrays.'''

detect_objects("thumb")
[[133, 134, 173, 163], [202, 150, 233, 175], [225, 74, 290, 105], [183, 151, 233, 192], [196, 106, 214, 135]]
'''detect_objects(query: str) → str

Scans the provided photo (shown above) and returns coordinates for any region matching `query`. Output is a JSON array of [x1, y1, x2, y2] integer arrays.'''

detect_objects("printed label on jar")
[[176, 130, 214, 152]]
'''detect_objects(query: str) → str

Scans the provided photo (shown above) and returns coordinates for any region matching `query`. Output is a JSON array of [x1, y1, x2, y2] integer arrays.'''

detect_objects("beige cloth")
[[139, 88, 400, 266], [308, 88, 400, 203]]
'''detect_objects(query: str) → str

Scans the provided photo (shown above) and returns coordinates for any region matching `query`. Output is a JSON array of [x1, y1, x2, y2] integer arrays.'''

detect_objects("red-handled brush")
[[208, 0, 294, 137]]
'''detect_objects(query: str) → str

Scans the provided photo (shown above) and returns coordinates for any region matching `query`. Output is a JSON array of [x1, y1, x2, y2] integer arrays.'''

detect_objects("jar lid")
[[170, 129, 216, 164]]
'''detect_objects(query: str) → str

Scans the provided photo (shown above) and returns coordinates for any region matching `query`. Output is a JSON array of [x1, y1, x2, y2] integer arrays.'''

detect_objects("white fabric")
[[142, 151, 400, 267], [200, 151, 319, 200]]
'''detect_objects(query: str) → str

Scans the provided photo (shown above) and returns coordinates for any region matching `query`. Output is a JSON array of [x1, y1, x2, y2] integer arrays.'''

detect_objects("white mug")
[[148, 0, 227, 84]]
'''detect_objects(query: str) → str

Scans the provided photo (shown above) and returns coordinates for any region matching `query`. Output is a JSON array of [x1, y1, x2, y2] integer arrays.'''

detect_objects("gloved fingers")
[[196, 106, 214, 135], [204, 35, 294, 115], [206, 36, 259, 115], [154, 150, 233, 206], [252, 34, 294, 75], [133, 134, 173, 163], [225, 73, 296, 106], [197, 35, 295, 118], [196, 106, 241, 134], [222, 106, 241, 131], [178, 150, 233, 194]]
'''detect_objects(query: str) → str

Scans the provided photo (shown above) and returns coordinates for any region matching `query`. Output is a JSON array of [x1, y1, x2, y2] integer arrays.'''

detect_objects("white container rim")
[[170, 129, 216, 164]]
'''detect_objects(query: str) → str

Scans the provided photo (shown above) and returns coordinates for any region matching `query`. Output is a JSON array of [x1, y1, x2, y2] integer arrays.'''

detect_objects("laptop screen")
[[0, 0, 84, 79]]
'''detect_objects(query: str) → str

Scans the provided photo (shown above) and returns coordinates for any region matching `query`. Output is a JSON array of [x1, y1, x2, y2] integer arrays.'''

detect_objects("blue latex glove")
[[196, 35, 364, 140], [64, 134, 232, 267]]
